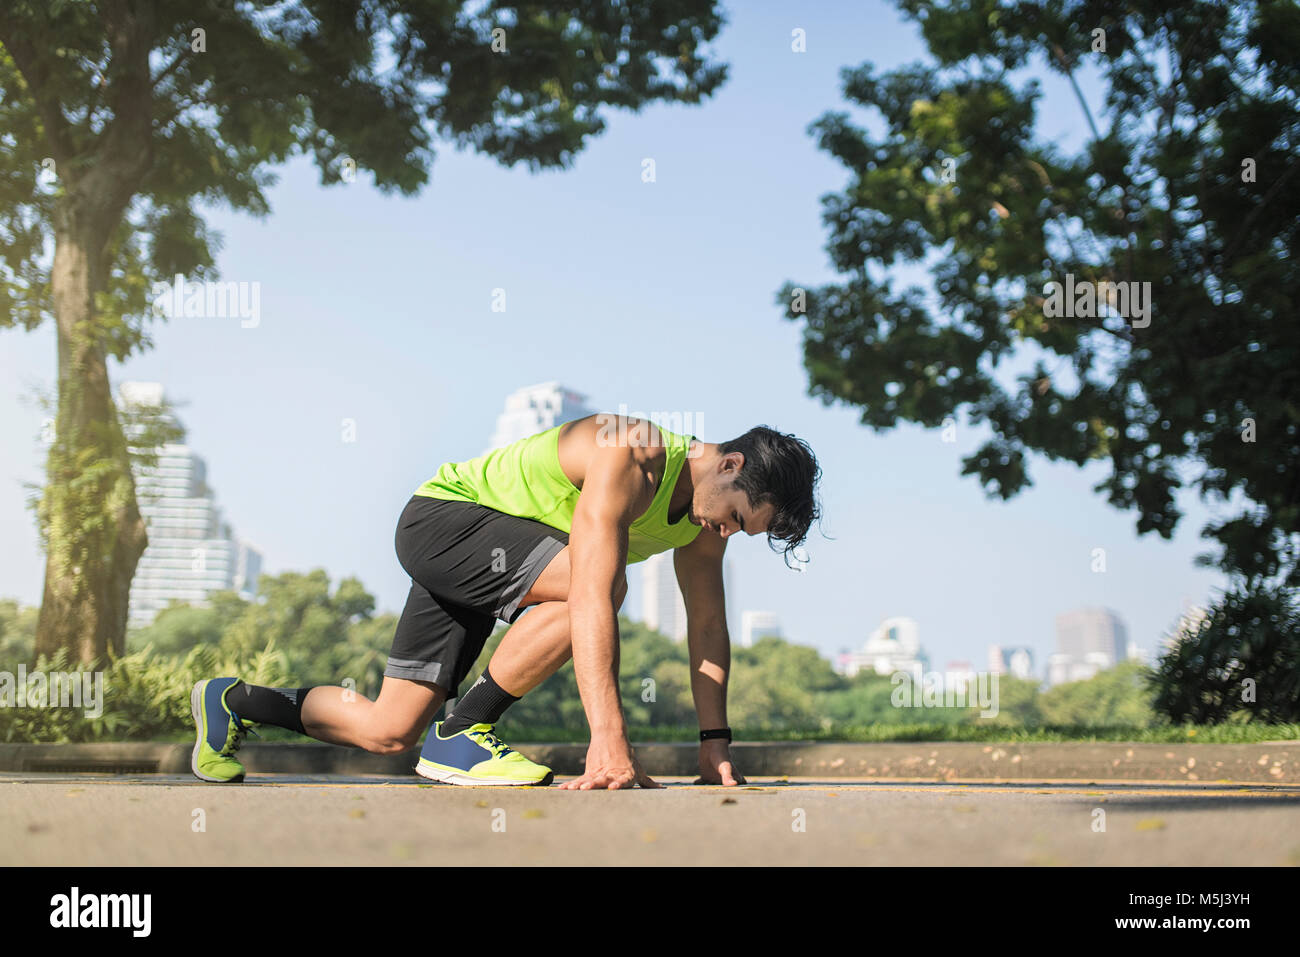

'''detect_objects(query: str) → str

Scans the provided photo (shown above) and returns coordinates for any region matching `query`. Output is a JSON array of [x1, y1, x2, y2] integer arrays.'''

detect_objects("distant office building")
[[484, 381, 595, 453], [1048, 608, 1128, 685], [1046, 653, 1074, 686], [122, 382, 262, 628], [1048, 650, 1115, 686], [1056, 607, 1126, 662], [642, 551, 688, 642], [636, 541, 735, 643], [741, 610, 782, 648], [838, 616, 929, 677], [1124, 640, 1149, 666], [988, 644, 1036, 680]]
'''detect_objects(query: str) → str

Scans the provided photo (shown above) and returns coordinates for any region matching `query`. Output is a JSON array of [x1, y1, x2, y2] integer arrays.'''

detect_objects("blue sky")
[[1, 1, 1226, 671]]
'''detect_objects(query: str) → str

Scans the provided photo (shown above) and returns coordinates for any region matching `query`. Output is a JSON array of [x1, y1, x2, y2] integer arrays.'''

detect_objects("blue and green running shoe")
[[191, 677, 258, 783], [416, 722, 553, 786]]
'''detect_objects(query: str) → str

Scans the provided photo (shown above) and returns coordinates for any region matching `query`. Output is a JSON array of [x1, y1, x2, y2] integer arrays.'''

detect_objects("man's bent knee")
[[361, 723, 423, 754]]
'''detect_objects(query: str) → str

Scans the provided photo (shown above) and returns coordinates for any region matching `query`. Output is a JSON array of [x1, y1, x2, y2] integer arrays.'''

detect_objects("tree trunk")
[[33, 208, 148, 666], [23, 2, 157, 666]]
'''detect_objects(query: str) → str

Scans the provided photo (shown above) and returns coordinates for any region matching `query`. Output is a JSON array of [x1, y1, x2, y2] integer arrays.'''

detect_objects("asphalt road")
[[5, 772, 1299, 866]]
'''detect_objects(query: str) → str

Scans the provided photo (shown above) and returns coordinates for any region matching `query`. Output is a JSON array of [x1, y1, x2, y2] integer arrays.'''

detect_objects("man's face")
[[687, 459, 775, 539]]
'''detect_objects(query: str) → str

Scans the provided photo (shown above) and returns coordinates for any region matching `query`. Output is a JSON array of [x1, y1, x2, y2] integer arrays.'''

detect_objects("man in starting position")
[[190, 413, 821, 789]]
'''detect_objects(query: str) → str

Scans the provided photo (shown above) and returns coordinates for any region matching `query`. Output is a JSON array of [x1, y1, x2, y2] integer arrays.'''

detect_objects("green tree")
[[978, 674, 1043, 726], [1038, 659, 1157, 727], [781, 0, 1300, 596], [0, 0, 728, 663], [0, 598, 39, 664], [1150, 584, 1300, 723], [617, 618, 694, 727], [817, 673, 905, 725], [728, 636, 845, 730], [127, 601, 227, 655]]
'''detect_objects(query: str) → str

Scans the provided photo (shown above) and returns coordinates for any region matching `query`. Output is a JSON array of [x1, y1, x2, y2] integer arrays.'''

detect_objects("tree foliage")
[[781, 0, 1300, 588], [1150, 584, 1300, 723]]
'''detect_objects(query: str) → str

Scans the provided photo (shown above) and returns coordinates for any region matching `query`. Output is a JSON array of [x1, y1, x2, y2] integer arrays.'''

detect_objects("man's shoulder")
[[571, 415, 671, 475]]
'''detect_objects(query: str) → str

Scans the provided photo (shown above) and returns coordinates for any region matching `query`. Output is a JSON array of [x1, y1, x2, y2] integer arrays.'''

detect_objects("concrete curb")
[[1, 741, 1297, 782]]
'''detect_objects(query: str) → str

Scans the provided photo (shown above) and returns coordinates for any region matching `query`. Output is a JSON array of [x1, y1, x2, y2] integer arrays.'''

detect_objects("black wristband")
[[700, 728, 732, 742]]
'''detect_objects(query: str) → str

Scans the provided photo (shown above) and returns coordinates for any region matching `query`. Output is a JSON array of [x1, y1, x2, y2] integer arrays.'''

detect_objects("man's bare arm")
[[674, 530, 731, 728], [674, 531, 745, 785], [559, 439, 658, 789]]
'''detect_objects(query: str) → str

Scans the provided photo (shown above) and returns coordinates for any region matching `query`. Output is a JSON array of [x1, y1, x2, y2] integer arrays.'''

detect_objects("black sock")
[[226, 683, 314, 735], [441, 668, 519, 736]]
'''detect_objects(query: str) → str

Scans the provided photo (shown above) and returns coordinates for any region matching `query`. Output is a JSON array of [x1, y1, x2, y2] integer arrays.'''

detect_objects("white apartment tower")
[[639, 551, 738, 644], [121, 382, 262, 628], [485, 381, 596, 453], [641, 551, 688, 641], [741, 610, 782, 648]]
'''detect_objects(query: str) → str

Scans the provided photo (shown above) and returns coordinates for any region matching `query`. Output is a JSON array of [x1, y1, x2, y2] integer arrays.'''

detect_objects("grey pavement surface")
[[5, 740, 1298, 782], [4, 773, 1299, 866]]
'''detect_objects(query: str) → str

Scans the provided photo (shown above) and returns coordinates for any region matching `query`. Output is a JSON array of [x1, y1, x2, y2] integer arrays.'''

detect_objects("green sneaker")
[[416, 722, 553, 786], [190, 677, 258, 783]]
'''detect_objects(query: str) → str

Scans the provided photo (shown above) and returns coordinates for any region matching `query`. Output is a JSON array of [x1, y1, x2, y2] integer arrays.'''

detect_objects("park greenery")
[[1, 570, 1296, 744]]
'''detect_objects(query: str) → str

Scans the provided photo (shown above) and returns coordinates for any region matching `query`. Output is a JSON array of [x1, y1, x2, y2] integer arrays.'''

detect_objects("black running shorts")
[[384, 494, 569, 693]]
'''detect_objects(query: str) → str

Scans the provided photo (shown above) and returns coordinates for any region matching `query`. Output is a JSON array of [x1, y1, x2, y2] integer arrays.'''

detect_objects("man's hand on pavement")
[[558, 735, 661, 790], [694, 738, 746, 786]]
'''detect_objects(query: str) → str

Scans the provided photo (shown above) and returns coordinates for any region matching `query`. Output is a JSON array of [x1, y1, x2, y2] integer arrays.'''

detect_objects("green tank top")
[[414, 421, 702, 564]]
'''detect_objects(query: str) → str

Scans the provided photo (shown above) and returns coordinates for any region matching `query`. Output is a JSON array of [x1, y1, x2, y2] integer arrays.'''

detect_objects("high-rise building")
[[1049, 608, 1128, 684], [642, 551, 688, 641], [1056, 607, 1126, 662], [635, 548, 737, 644], [121, 382, 262, 628], [741, 610, 782, 648], [484, 381, 595, 453], [988, 644, 1036, 680]]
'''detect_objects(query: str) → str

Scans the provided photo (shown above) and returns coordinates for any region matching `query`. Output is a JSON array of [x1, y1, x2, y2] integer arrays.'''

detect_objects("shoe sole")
[[415, 759, 553, 787], [190, 681, 244, 784]]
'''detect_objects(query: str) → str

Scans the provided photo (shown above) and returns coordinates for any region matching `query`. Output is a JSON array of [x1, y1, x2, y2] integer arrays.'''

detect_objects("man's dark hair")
[[718, 426, 822, 568]]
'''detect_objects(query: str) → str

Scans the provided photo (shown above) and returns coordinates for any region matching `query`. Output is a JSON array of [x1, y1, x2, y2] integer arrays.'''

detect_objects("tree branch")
[[0, 27, 78, 166]]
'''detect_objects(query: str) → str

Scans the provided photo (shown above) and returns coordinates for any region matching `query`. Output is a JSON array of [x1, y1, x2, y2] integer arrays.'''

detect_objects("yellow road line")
[[234, 778, 1300, 797]]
